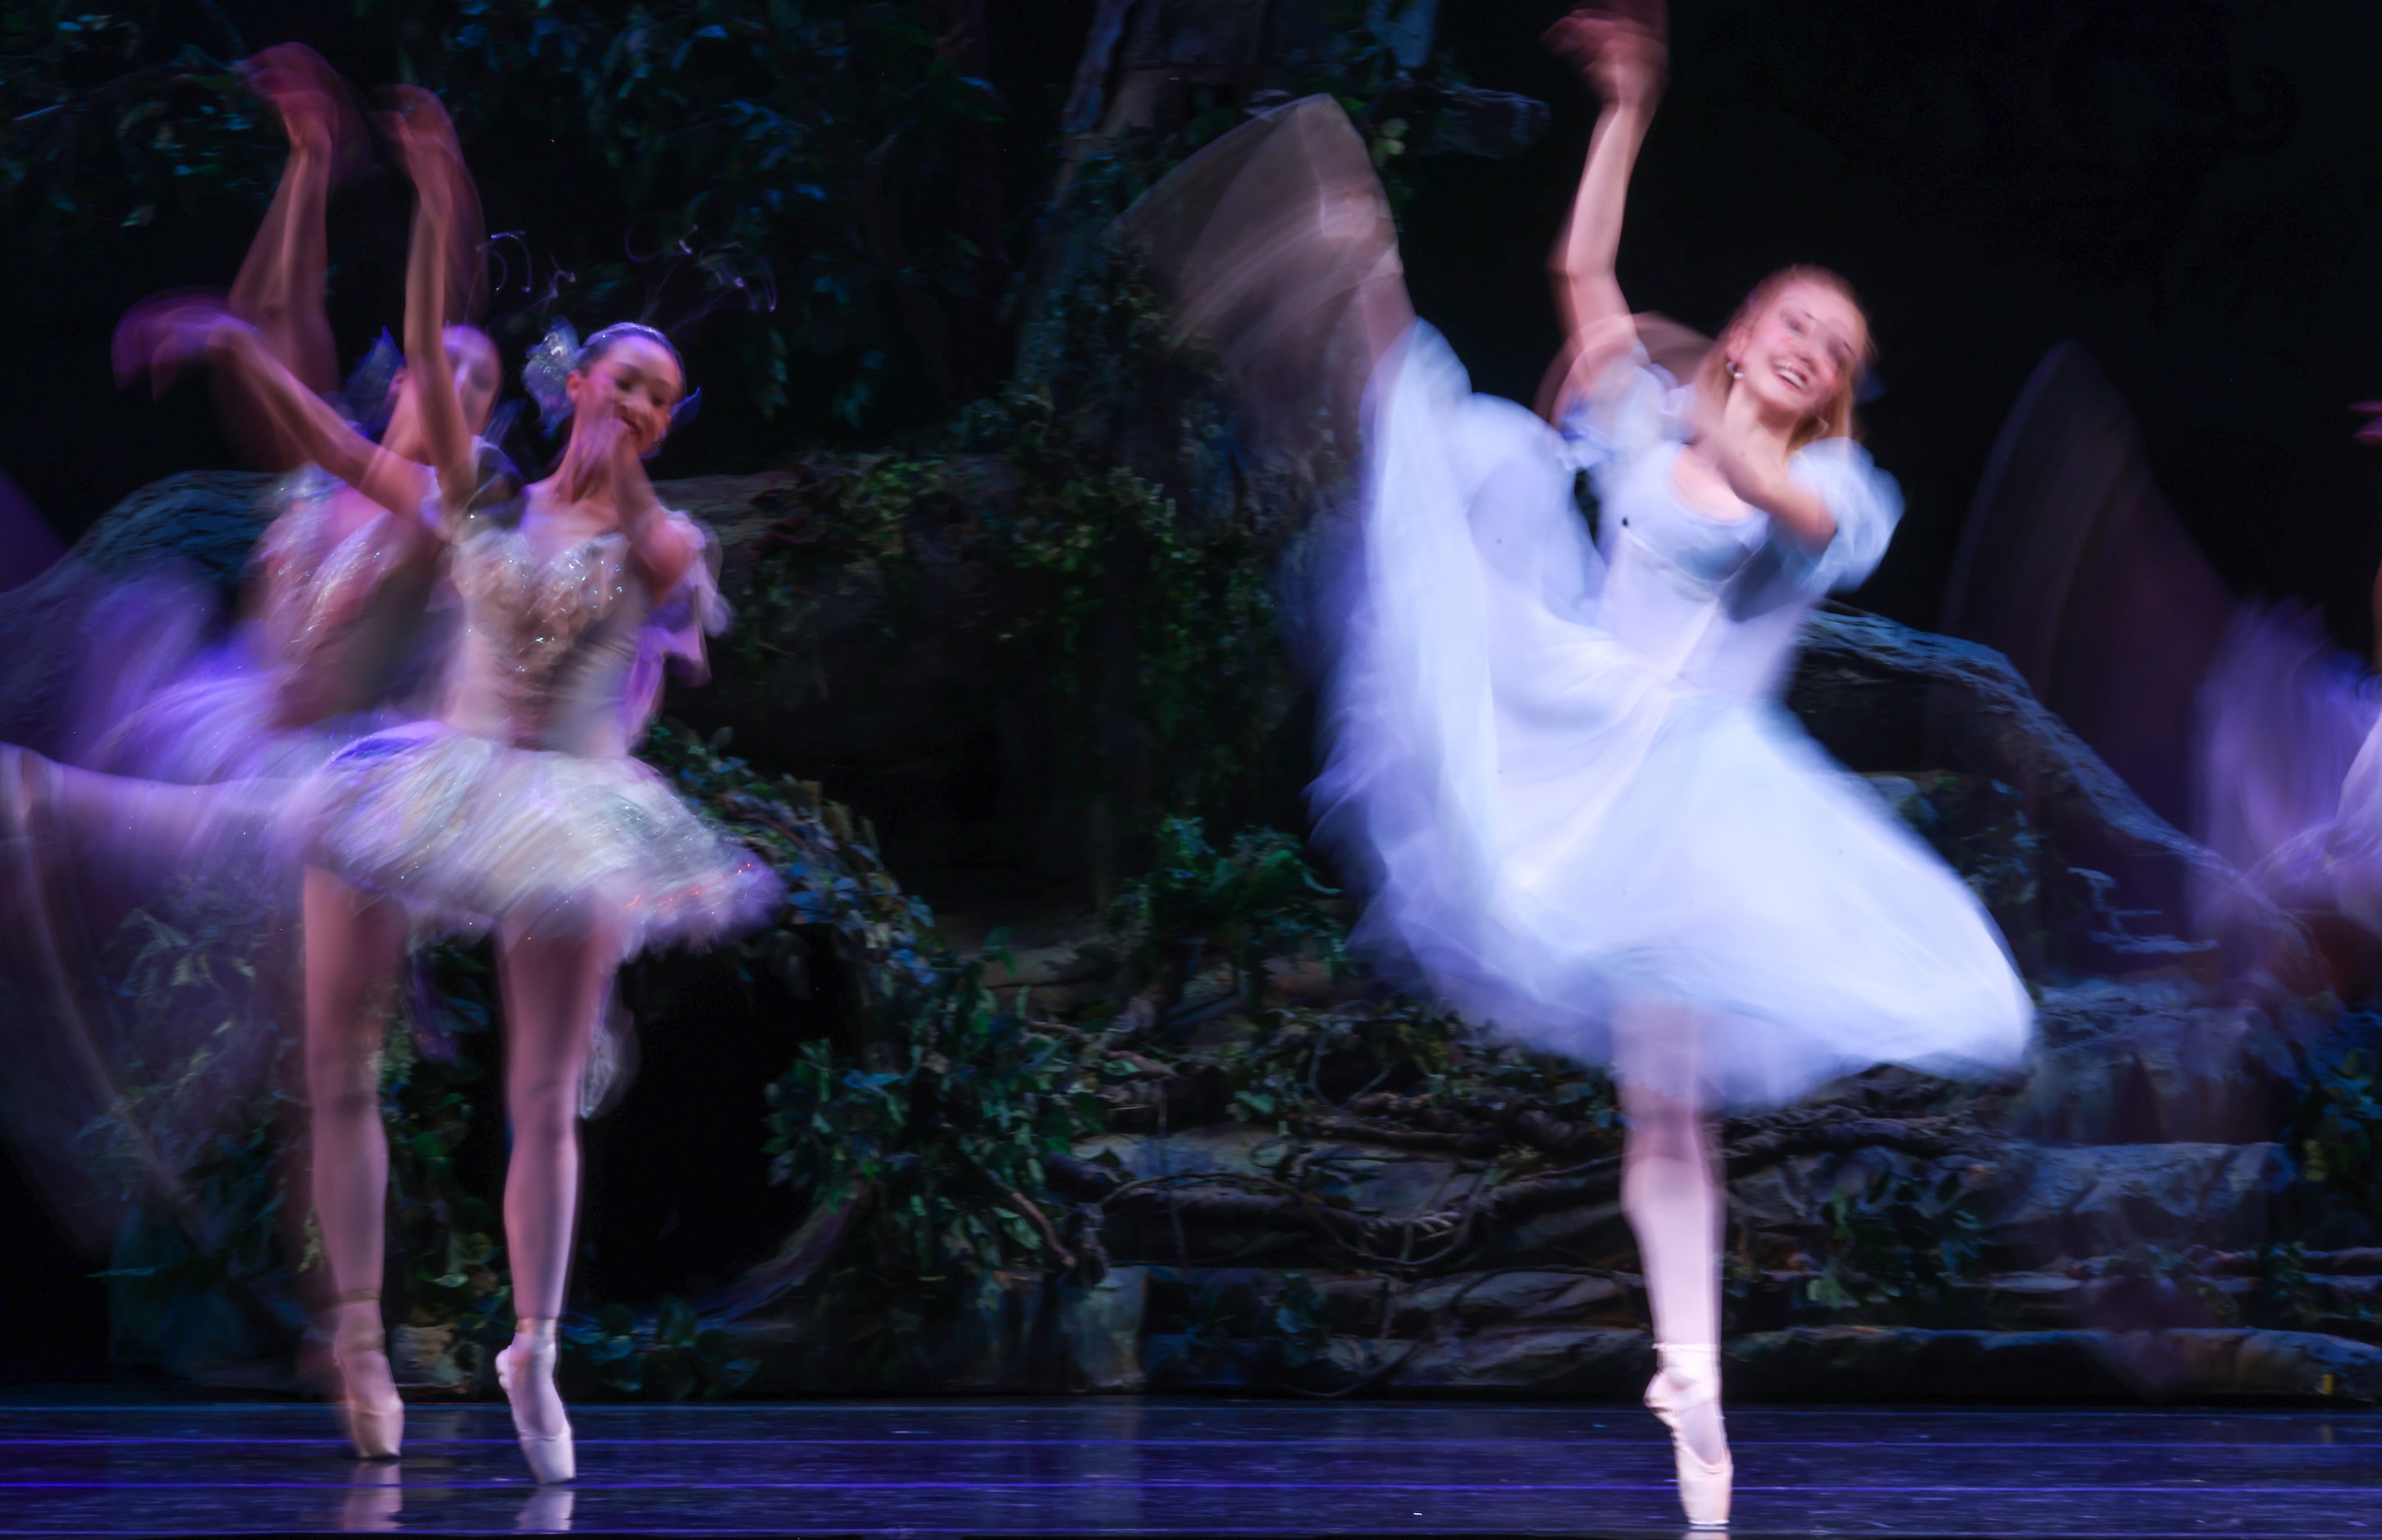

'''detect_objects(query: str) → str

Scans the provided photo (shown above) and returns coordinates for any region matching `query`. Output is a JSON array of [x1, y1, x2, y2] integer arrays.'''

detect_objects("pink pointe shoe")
[[331, 1292, 404, 1460], [498, 1319, 575, 1483], [1645, 1342, 1732, 1529]]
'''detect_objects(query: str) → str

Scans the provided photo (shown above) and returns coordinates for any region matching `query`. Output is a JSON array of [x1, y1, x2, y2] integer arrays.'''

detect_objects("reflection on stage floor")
[[1, 1395, 2377, 1535]]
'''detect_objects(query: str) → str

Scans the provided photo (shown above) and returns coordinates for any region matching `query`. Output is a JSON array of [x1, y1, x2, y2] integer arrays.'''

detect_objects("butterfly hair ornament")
[[522, 318, 582, 435]]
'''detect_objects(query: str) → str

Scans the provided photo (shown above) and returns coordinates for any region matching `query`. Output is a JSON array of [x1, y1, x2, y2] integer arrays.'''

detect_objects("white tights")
[[1616, 999, 1727, 1465]]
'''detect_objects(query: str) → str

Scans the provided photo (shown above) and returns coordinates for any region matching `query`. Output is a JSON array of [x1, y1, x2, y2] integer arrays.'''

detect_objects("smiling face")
[[1725, 279, 1866, 426], [566, 333, 684, 458]]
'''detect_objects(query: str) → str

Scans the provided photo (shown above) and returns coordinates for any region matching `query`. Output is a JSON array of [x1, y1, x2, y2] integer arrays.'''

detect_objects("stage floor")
[[0, 1396, 2377, 1536]]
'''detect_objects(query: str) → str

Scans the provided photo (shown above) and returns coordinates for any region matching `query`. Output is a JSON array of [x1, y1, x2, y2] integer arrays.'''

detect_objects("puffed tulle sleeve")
[[1561, 348, 1693, 508], [1720, 438, 1903, 624], [1787, 437, 1902, 594]]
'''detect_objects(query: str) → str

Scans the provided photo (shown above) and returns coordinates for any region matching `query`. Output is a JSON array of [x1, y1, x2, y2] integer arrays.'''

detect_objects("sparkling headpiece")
[[522, 318, 582, 435]]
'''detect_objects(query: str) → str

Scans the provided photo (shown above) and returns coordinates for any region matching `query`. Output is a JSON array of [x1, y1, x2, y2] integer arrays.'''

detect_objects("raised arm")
[[116, 297, 433, 524], [381, 88, 482, 526], [1543, 3, 1667, 420], [227, 46, 362, 395]]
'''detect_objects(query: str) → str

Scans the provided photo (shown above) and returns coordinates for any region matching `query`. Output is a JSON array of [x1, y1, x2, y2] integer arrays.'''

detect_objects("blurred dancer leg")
[[1617, 1003, 1730, 1488], [302, 870, 407, 1457]]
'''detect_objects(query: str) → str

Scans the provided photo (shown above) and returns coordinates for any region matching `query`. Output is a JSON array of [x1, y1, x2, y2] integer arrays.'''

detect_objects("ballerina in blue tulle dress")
[[1126, 5, 2031, 1524]]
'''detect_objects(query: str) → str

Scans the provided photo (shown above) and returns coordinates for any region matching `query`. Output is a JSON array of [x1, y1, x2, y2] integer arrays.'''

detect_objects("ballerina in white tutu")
[[284, 97, 776, 1485], [1129, 3, 2031, 1523], [0, 74, 511, 1451], [94, 83, 504, 794], [0, 84, 513, 1466]]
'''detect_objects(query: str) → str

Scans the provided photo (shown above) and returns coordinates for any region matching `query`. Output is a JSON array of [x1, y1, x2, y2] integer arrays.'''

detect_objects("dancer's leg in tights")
[[494, 912, 617, 1442], [302, 868, 406, 1415], [1617, 1000, 1727, 1466]]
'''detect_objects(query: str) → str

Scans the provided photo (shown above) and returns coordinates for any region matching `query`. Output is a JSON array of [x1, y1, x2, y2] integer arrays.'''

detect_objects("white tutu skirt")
[[1315, 326, 2031, 1108], [294, 723, 781, 954]]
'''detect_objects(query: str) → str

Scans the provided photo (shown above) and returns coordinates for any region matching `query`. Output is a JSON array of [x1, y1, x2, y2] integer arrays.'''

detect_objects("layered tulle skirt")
[[1315, 326, 2032, 1108], [294, 722, 779, 953]]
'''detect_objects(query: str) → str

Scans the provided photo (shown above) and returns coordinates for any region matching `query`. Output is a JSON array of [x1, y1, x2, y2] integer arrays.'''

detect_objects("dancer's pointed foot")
[[332, 1295, 404, 1460], [1645, 1342, 1731, 1529], [498, 1319, 573, 1483]]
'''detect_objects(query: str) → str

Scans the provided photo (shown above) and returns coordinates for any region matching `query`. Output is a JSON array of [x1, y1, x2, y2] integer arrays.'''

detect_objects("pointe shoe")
[[332, 1301, 404, 1460], [1645, 1342, 1732, 1529], [498, 1324, 575, 1484]]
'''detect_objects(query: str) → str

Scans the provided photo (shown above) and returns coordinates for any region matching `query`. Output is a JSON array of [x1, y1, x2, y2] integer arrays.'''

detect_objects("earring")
[[1724, 358, 1741, 379]]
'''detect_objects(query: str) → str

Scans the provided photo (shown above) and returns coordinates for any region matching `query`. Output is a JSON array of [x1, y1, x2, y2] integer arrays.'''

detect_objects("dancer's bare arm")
[[229, 46, 353, 395], [611, 426, 699, 592], [1704, 423, 1838, 546], [383, 89, 482, 531], [549, 406, 698, 591], [1545, 3, 1667, 421], [116, 298, 432, 522]]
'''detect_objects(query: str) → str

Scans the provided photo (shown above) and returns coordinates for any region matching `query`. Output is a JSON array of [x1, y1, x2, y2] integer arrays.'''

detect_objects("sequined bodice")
[[445, 521, 649, 754]]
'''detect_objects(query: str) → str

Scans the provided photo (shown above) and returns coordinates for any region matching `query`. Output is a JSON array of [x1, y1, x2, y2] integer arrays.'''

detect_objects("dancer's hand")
[[1546, 1, 1668, 114], [112, 293, 259, 393], [375, 85, 467, 211], [554, 408, 634, 508], [1693, 396, 1790, 505], [609, 418, 700, 587], [1694, 394, 1837, 545], [245, 43, 347, 162]]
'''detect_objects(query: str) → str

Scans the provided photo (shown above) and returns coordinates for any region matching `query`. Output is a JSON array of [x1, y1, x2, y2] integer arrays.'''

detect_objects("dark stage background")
[[7, 5, 2382, 643]]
